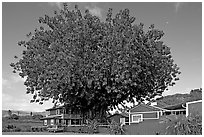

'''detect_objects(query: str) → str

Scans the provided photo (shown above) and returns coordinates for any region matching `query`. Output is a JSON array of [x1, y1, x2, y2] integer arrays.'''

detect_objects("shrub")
[[7, 124, 16, 129], [108, 120, 126, 135], [11, 114, 19, 120], [2, 127, 10, 132], [161, 113, 202, 135], [187, 113, 202, 134], [14, 127, 21, 132], [86, 119, 99, 134], [32, 114, 43, 120]]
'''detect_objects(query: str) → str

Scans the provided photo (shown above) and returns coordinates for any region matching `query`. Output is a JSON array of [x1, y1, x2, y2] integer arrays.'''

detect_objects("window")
[[125, 118, 129, 125], [60, 109, 63, 114], [132, 114, 143, 123], [44, 120, 47, 125], [56, 109, 60, 115], [59, 119, 62, 124], [56, 119, 59, 125], [51, 119, 54, 125]]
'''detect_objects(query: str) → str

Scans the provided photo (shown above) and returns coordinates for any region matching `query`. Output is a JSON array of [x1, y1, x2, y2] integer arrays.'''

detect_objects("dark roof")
[[163, 103, 185, 110], [45, 105, 65, 111], [129, 103, 164, 112], [146, 101, 168, 109], [120, 112, 129, 117], [108, 112, 129, 118]]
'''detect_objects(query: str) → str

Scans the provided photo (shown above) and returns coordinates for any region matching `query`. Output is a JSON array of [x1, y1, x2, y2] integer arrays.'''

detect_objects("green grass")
[[3, 118, 43, 127], [2, 132, 88, 135], [2, 116, 43, 132]]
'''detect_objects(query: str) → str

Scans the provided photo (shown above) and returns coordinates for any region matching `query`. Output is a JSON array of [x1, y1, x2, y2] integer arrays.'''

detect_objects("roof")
[[130, 103, 164, 113], [186, 100, 202, 105], [108, 112, 129, 118], [163, 103, 186, 110], [45, 105, 65, 111]]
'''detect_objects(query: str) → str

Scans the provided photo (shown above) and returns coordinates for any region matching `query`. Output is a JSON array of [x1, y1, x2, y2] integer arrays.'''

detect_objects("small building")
[[186, 100, 202, 117], [108, 112, 129, 125]]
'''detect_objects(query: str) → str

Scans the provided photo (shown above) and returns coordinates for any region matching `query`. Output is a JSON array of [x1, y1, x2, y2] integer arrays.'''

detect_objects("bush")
[[87, 119, 99, 134], [2, 127, 10, 132], [32, 114, 43, 120], [14, 127, 21, 132], [7, 124, 16, 129], [161, 113, 202, 135], [108, 120, 126, 135], [187, 113, 202, 134], [11, 114, 19, 120]]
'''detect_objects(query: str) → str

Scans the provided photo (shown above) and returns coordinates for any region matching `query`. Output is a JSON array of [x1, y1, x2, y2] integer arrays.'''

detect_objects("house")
[[185, 100, 202, 117], [41, 105, 84, 126], [108, 112, 129, 125], [127, 101, 189, 125], [128, 103, 165, 125]]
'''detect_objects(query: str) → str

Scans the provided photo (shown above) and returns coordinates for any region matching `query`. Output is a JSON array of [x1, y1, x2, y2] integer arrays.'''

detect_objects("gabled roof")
[[119, 112, 129, 117], [129, 103, 164, 113], [108, 112, 129, 118]]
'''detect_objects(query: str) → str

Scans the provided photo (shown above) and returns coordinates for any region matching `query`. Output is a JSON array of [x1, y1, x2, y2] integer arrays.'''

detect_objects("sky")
[[2, 2, 202, 112]]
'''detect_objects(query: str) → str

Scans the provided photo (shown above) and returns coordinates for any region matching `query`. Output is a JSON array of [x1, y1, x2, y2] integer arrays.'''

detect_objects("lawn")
[[2, 132, 88, 135], [124, 119, 167, 135], [2, 116, 167, 135]]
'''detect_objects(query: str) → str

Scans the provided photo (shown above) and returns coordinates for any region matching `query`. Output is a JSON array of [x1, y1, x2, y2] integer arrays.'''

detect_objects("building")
[[108, 112, 129, 125], [185, 100, 202, 117], [124, 101, 192, 125], [128, 103, 165, 125], [41, 105, 84, 126]]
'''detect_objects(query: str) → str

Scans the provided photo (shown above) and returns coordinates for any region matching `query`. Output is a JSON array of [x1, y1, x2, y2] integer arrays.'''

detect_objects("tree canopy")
[[11, 4, 180, 119]]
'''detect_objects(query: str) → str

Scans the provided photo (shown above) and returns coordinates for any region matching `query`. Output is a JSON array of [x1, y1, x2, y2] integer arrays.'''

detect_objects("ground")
[[2, 132, 88, 135], [124, 119, 167, 135], [2, 116, 43, 132]]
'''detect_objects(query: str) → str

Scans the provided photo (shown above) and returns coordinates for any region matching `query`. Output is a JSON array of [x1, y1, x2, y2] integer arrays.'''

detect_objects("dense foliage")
[[108, 120, 126, 135], [162, 113, 202, 135], [11, 3, 180, 119]]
